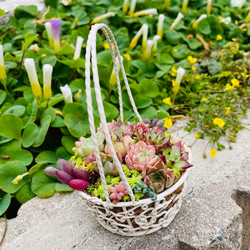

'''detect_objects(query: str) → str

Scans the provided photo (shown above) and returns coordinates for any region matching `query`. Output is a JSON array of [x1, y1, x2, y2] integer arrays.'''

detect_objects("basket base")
[[95, 195, 184, 236], [79, 182, 187, 236]]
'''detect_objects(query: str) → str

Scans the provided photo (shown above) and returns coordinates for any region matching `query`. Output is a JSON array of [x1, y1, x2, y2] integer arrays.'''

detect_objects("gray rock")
[[0, 0, 45, 22]]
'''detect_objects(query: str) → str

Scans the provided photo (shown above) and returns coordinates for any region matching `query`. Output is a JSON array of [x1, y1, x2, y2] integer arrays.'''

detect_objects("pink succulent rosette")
[[125, 141, 159, 171]]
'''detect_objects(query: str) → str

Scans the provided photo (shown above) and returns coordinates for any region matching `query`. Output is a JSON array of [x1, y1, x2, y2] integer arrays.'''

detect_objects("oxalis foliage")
[[0, 0, 249, 216]]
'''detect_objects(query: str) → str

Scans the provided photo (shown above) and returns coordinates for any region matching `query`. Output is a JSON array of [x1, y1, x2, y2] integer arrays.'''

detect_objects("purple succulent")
[[162, 141, 193, 171], [44, 166, 58, 176], [57, 158, 74, 175], [68, 179, 91, 190], [142, 118, 165, 128], [99, 120, 136, 138], [144, 168, 175, 193], [44, 158, 91, 190], [56, 170, 74, 184], [137, 125, 171, 153]]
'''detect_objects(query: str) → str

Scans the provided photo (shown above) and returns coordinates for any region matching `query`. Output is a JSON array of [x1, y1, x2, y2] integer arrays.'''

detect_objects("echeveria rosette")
[[136, 124, 170, 153], [109, 120, 136, 138], [162, 141, 193, 177], [74, 131, 105, 157], [87, 152, 120, 176], [144, 168, 175, 193], [125, 141, 159, 171]]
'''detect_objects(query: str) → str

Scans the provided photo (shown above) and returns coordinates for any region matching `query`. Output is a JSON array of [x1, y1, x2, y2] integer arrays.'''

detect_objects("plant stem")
[[196, 34, 209, 51], [18, 50, 26, 75], [0, 19, 18, 35], [203, 140, 210, 157], [71, 68, 77, 79], [189, 138, 198, 148], [0, 214, 7, 247]]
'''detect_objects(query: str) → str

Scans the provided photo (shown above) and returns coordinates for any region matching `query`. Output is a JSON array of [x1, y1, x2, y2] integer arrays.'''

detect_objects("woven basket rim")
[[77, 163, 191, 208]]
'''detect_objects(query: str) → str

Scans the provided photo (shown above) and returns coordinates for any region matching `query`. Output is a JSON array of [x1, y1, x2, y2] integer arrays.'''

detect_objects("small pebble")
[[217, 236, 223, 241], [210, 239, 216, 244]]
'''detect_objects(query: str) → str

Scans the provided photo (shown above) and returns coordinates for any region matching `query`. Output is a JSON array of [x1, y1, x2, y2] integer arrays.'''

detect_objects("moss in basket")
[[89, 165, 143, 202]]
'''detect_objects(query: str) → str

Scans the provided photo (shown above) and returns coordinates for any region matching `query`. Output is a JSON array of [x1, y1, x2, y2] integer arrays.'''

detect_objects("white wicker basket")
[[77, 23, 192, 236]]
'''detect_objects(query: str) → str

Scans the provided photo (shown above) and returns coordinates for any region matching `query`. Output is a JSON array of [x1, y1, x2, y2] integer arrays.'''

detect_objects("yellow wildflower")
[[173, 49, 177, 54], [225, 107, 231, 115], [231, 78, 239, 87], [163, 117, 173, 129], [216, 34, 223, 41], [191, 66, 196, 71], [209, 149, 217, 158], [162, 97, 172, 107], [187, 56, 197, 64], [190, 118, 193, 121], [217, 97, 221, 101], [171, 65, 177, 76], [172, 79, 176, 87], [202, 97, 208, 102], [195, 133, 200, 138], [103, 43, 110, 50], [123, 53, 131, 61], [195, 75, 200, 80], [225, 83, 234, 91], [213, 117, 225, 128]]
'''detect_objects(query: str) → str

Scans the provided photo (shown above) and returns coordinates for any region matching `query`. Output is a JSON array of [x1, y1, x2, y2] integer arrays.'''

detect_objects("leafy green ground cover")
[[0, 0, 249, 217]]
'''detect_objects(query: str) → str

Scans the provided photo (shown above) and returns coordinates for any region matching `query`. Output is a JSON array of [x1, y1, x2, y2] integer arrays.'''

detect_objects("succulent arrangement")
[[44, 118, 193, 204]]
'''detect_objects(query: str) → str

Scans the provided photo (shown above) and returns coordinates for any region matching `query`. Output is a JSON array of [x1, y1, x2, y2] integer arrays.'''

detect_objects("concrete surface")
[[0, 110, 249, 250]]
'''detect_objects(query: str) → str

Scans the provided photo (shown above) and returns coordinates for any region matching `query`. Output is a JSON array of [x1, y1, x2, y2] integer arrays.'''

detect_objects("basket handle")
[[85, 23, 141, 204]]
